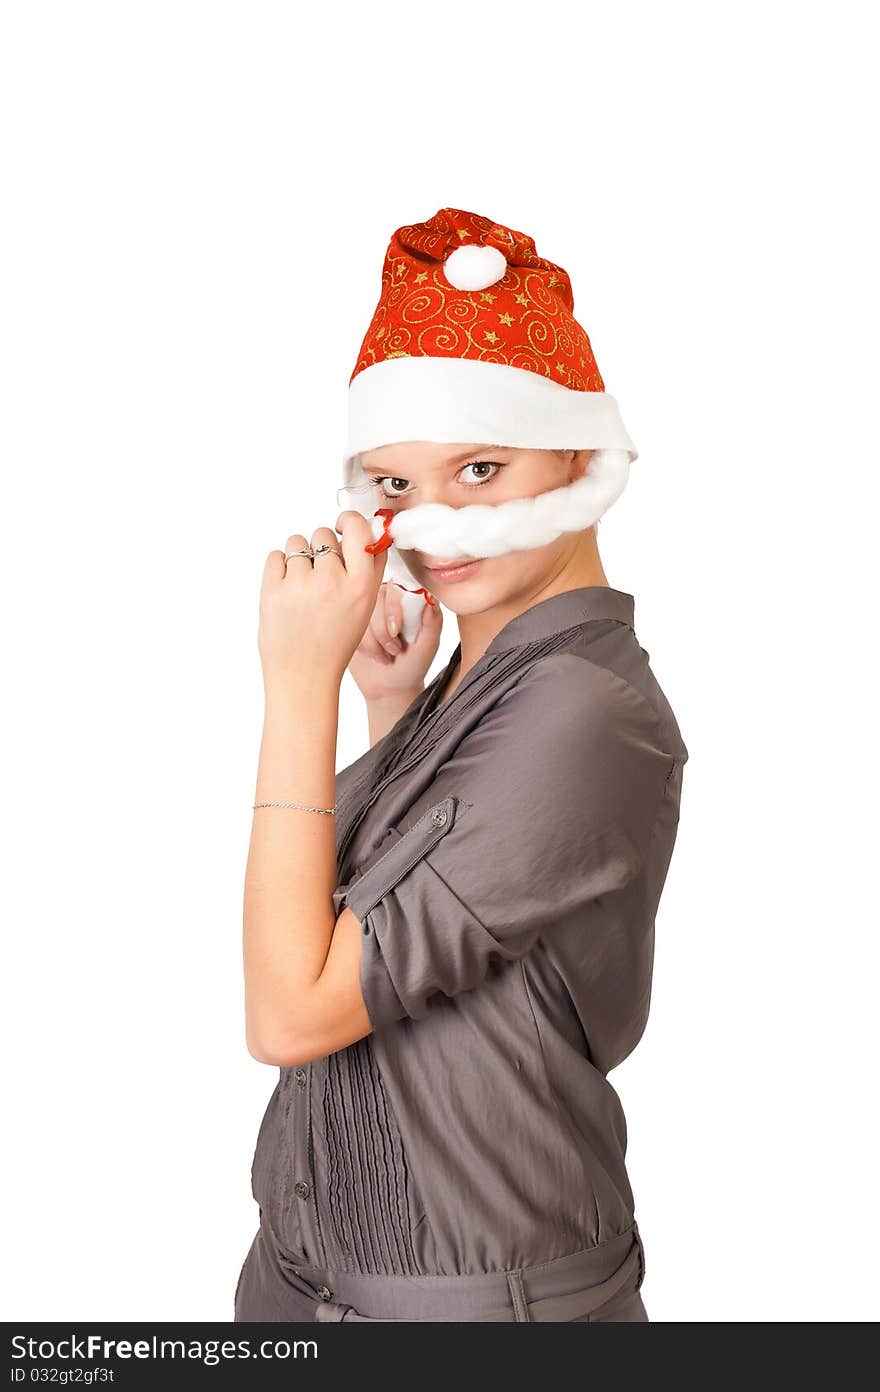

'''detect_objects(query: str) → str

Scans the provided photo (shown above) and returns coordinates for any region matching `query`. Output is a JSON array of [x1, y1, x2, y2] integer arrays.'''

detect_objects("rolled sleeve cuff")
[[334, 796, 460, 1032]]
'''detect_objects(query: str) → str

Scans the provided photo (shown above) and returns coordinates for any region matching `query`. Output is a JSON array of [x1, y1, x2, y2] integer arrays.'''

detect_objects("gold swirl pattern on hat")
[[350, 207, 604, 394], [418, 323, 464, 355]]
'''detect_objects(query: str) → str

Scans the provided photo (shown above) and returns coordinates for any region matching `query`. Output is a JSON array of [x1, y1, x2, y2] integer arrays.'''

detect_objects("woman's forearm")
[[243, 674, 341, 1060], [366, 687, 423, 746]]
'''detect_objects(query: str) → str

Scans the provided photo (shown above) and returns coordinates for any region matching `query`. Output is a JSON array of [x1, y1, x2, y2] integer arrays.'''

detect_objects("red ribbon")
[[363, 508, 437, 606], [363, 507, 396, 555]]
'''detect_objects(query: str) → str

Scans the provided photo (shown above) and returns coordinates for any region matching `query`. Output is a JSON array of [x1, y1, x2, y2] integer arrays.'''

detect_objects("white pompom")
[[442, 243, 508, 292]]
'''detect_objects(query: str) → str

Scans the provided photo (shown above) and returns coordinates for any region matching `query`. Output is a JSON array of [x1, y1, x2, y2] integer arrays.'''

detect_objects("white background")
[[2, 0, 877, 1323]]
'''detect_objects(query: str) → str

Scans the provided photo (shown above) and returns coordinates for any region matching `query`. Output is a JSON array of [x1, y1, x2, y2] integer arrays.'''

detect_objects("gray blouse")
[[249, 585, 689, 1279]]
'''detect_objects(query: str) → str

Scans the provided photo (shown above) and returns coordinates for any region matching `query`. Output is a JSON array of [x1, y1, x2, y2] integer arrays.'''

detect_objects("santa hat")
[[338, 207, 637, 625]]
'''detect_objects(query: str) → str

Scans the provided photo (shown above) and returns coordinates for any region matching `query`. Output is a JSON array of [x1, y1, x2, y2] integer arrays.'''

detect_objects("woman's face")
[[356, 442, 594, 617]]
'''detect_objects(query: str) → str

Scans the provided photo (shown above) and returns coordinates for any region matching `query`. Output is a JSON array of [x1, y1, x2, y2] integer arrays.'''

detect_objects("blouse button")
[[294, 1068, 307, 1087], [430, 807, 448, 826], [317, 1285, 333, 1301], [294, 1180, 311, 1200]]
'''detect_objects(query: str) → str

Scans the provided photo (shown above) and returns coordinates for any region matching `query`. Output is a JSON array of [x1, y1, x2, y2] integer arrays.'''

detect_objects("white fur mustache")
[[367, 450, 631, 561]]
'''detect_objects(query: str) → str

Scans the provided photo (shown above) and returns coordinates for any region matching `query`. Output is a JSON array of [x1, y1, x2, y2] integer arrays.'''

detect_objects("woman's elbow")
[[245, 1014, 327, 1067], [245, 1007, 305, 1066], [245, 1015, 371, 1066], [246, 1030, 283, 1066], [246, 1029, 309, 1067]]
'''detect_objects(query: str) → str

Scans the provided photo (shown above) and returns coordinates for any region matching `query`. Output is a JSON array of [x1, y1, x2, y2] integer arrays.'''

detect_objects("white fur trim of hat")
[[338, 356, 637, 612]]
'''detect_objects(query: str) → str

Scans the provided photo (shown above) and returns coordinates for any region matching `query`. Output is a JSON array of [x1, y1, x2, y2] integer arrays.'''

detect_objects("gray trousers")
[[234, 1210, 648, 1323]]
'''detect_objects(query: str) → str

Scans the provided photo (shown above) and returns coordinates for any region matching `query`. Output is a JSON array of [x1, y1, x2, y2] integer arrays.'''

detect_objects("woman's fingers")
[[263, 549, 288, 588], [409, 595, 442, 651], [358, 627, 395, 664], [356, 584, 404, 661], [372, 583, 403, 656], [281, 533, 313, 588], [385, 585, 405, 643], [335, 510, 385, 587], [358, 587, 396, 662], [309, 525, 345, 579]]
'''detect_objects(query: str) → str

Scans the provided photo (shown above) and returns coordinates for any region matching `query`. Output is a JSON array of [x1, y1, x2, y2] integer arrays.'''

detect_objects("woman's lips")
[[425, 557, 484, 583]]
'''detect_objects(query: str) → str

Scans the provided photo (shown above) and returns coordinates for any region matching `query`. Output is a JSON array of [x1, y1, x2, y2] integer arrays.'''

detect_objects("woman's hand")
[[258, 512, 389, 691], [348, 580, 443, 704]]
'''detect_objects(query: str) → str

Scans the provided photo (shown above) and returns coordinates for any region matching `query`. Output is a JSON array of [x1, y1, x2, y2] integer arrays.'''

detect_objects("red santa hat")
[[338, 207, 637, 626]]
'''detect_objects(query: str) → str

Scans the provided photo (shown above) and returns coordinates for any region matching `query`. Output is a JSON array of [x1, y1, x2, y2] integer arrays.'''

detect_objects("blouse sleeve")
[[332, 653, 676, 1032]]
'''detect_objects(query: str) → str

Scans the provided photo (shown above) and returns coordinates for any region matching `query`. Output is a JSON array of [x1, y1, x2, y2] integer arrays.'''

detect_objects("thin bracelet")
[[253, 801, 337, 815]]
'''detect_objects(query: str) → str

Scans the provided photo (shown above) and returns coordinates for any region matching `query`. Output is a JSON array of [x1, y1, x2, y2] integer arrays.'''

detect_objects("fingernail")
[[387, 616, 398, 636], [385, 639, 402, 655]]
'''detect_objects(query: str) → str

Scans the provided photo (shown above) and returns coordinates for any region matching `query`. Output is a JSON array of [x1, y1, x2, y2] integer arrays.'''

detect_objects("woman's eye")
[[459, 461, 503, 486], [374, 476, 414, 498], [372, 461, 504, 498]]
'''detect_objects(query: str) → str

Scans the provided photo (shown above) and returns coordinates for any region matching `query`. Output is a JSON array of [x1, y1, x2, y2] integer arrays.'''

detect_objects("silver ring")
[[312, 544, 343, 559], [284, 546, 313, 561]]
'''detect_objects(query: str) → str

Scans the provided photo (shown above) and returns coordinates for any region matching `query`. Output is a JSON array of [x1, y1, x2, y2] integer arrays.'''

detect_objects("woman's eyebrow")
[[446, 444, 506, 462], [363, 446, 505, 474]]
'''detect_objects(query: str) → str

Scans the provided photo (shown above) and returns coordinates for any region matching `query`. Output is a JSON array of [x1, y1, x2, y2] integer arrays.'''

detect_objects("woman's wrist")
[[365, 686, 424, 710], [262, 667, 343, 711], [256, 672, 340, 808], [365, 686, 423, 747]]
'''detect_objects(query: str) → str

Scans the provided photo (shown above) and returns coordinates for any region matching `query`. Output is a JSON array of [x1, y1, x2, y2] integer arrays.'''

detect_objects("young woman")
[[234, 209, 689, 1323]]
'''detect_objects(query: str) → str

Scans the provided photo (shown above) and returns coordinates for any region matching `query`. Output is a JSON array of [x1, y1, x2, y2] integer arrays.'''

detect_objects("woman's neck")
[[446, 532, 609, 698]]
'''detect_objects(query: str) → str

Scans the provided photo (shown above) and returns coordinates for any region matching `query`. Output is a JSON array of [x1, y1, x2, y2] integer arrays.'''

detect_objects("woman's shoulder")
[[494, 646, 685, 765], [432, 646, 678, 886]]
